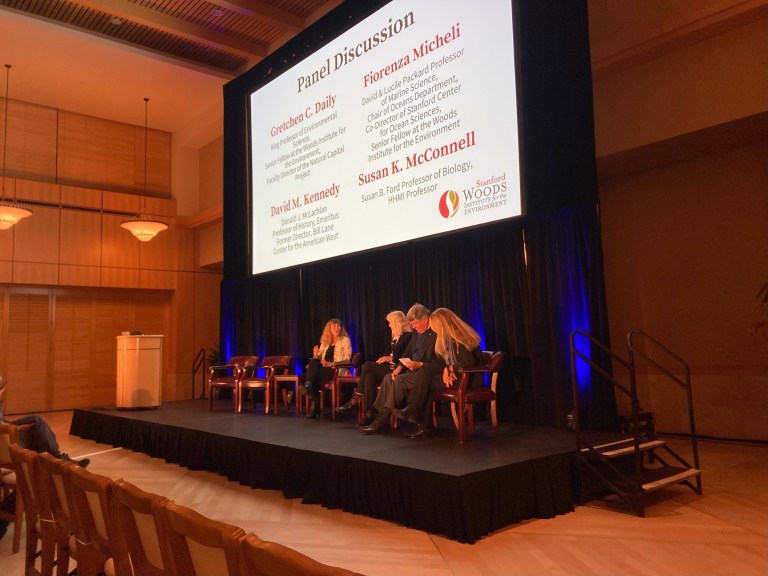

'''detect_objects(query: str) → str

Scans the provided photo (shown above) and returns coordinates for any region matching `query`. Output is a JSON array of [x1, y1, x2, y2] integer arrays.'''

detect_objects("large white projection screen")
[[250, 0, 520, 275]]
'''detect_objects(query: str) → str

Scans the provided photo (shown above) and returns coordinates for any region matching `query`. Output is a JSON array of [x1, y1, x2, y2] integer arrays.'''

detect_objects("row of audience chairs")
[[3, 426, 363, 575], [208, 350, 505, 443]]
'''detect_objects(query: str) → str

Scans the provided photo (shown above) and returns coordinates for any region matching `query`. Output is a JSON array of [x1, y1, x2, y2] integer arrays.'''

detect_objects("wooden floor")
[[1, 411, 766, 576]]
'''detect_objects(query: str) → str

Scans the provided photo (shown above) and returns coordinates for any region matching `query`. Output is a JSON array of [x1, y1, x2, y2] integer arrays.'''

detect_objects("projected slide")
[[250, 0, 519, 275]]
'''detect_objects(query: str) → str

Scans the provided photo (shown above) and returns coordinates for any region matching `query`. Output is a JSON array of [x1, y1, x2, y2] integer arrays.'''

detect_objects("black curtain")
[[220, 204, 614, 430]]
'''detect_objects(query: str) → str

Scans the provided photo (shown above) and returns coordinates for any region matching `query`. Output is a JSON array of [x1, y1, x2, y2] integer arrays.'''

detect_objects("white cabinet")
[[116, 335, 163, 408]]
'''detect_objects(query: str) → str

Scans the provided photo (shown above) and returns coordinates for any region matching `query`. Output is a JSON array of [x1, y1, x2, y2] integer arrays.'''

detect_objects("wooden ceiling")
[[0, 0, 343, 77]]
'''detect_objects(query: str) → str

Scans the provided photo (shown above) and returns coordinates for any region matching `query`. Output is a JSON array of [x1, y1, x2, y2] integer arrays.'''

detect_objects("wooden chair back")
[[318, 352, 363, 418], [112, 478, 172, 576], [432, 350, 505, 443], [238, 532, 365, 576], [208, 355, 259, 412], [9, 444, 54, 576], [64, 465, 130, 576], [237, 355, 292, 414], [37, 452, 78, 575], [158, 500, 245, 576], [0, 422, 24, 553]]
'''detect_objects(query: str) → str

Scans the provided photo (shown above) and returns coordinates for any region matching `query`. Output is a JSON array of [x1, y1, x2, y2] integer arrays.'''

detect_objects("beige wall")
[[594, 14, 768, 440]]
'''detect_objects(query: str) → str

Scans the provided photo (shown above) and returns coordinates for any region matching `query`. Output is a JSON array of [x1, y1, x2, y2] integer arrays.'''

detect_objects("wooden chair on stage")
[[208, 355, 259, 412], [238, 532, 365, 576], [112, 478, 173, 576], [310, 352, 363, 419], [64, 464, 130, 576], [431, 350, 505, 443], [158, 500, 245, 576], [237, 355, 292, 414], [0, 422, 24, 554], [9, 444, 53, 576]]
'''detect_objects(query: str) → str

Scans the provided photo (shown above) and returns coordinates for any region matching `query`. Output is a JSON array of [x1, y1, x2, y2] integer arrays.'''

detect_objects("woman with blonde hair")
[[336, 310, 412, 425], [301, 318, 352, 418], [393, 307, 483, 438]]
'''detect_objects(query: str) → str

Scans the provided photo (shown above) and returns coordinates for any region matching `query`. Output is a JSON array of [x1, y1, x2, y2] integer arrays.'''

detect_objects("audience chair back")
[[239, 532, 365, 576], [208, 355, 259, 412], [64, 465, 129, 576], [237, 355, 293, 414], [0, 422, 24, 554], [158, 500, 245, 576], [112, 478, 173, 576], [37, 452, 79, 576], [432, 350, 505, 443], [9, 444, 54, 576]]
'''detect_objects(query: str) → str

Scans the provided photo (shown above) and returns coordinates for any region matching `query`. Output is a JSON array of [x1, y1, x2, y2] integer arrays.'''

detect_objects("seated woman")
[[336, 310, 412, 425], [393, 307, 483, 439], [300, 318, 352, 419]]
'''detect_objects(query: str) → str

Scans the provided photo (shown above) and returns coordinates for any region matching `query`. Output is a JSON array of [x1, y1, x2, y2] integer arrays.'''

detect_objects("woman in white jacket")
[[301, 318, 352, 418]]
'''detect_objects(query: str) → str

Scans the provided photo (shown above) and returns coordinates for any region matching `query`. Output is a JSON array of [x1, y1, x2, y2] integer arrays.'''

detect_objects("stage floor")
[[71, 399, 578, 543]]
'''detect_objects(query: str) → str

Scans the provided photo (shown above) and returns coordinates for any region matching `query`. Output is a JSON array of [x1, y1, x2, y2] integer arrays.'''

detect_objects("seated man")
[[0, 376, 89, 468], [360, 303, 439, 434]]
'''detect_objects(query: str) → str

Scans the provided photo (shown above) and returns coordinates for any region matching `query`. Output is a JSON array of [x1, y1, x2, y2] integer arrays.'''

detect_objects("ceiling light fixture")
[[0, 64, 33, 231], [121, 97, 168, 242]]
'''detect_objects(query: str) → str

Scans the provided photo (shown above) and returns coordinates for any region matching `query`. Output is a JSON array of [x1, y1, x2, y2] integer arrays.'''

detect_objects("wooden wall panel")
[[2, 99, 58, 182], [5, 292, 50, 413], [12, 262, 58, 285], [101, 213, 140, 269], [60, 210, 102, 266], [140, 269, 176, 290], [12, 204, 60, 264], [15, 179, 61, 204], [0, 287, 173, 414], [61, 185, 102, 210], [58, 265, 101, 287], [57, 111, 136, 192], [100, 267, 139, 289]]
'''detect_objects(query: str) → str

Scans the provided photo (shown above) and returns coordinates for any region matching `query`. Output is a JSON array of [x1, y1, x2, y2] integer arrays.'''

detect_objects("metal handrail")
[[192, 348, 206, 399], [627, 330, 700, 475]]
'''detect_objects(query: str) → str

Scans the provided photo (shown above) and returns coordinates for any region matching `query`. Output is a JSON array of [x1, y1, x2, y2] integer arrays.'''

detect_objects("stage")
[[70, 399, 578, 543]]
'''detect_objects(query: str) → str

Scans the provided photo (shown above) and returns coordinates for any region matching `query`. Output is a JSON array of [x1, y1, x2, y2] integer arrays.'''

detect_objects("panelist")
[[336, 310, 412, 426], [393, 308, 483, 439], [300, 318, 352, 419], [360, 303, 437, 434]]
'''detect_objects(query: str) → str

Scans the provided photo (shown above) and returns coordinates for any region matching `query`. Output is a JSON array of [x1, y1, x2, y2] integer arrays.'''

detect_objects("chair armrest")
[[457, 365, 492, 374]]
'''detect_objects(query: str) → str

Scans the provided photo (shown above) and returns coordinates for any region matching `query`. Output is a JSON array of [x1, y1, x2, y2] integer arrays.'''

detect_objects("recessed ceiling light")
[[110, 17, 123, 26], [212, 9, 225, 17]]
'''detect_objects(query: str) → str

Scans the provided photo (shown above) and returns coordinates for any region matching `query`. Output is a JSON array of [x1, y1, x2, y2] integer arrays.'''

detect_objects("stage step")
[[640, 466, 701, 492], [582, 438, 666, 458]]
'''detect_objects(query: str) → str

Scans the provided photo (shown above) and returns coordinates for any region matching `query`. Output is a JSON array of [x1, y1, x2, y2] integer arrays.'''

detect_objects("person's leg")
[[10, 414, 61, 454], [9, 414, 90, 466], [337, 361, 377, 413], [363, 363, 391, 411], [394, 368, 430, 422], [363, 373, 396, 433]]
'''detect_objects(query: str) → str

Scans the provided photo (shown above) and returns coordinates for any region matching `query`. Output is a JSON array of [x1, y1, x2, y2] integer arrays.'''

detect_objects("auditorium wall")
[[0, 101, 222, 412], [593, 13, 768, 440]]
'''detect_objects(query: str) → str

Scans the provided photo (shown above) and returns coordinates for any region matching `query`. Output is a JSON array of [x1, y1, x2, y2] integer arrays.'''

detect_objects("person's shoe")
[[335, 395, 359, 414], [360, 413, 388, 434], [306, 399, 320, 419], [407, 423, 429, 439], [358, 409, 376, 427], [59, 453, 90, 468], [392, 405, 418, 423]]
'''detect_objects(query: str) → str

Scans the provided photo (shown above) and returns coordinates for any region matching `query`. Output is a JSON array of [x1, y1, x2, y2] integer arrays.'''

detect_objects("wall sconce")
[[121, 97, 168, 241], [0, 64, 33, 230]]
